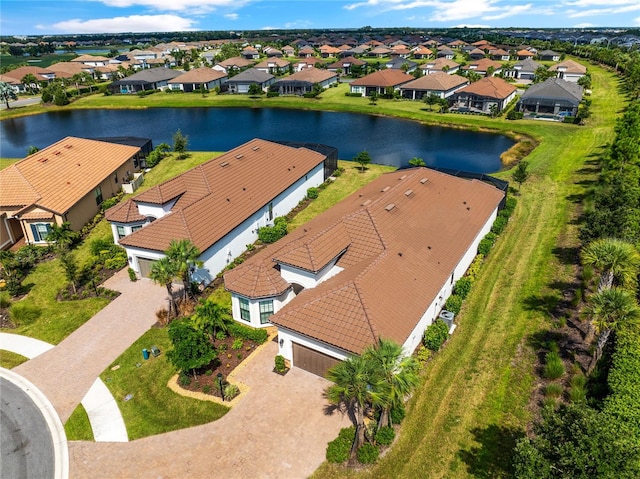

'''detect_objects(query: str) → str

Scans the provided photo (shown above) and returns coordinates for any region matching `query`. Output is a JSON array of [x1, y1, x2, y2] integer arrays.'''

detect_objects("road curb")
[[0, 367, 69, 479]]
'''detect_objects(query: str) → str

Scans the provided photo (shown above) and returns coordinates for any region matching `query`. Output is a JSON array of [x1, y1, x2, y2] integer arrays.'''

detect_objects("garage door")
[[137, 257, 157, 278], [292, 342, 340, 377]]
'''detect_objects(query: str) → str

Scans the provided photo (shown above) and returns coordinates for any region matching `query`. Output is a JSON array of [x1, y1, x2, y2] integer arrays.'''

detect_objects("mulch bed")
[[56, 265, 121, 301]]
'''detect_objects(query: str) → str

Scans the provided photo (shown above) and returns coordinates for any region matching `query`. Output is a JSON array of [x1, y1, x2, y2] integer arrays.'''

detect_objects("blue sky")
[[1, 0, 639, 36]]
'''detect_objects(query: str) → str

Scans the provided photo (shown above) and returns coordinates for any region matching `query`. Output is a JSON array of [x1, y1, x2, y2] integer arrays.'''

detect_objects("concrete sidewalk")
[[14, 270, 168, 423]]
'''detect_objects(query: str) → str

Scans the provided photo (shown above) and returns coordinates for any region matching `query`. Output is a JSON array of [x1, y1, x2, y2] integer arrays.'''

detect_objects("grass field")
[[1, 53, 77, 69], [0, 349, 29, 369], [311, 63, 624, 479]]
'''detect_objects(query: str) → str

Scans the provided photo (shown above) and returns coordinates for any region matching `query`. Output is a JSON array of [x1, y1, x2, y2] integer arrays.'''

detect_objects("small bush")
[[478, 238, 494, 256], [227, 322, 268, 344], [306, 187, 319, 200], [100, 196, 121, 211], [444, 294, 463, 315], [357, 443, 380, 464], [504, 197, 517, 214], [203, 385, 212, 394], [543, 351, 565, 379], [90, 238, 114, 256], [205, 369, 213, 376], [104, 254, 128, 270], [9, 303, 41, 325], [544, 382, 564, 398], [246, 243, 255, 252], [258, 217, 288, 244], [224, 383, 240, 400], [275, 354, 286, 373], [416, 345, 432, 366], [231, 338, 243, 350], [390, 403, 406, 425], [453, 277, 472, 299], [466, 254, 484, 282], [215, 331, 227, 340], [491, 215, 508, 235], [0, 292, 11, 309], [423, 319, 449, 351], [345, 92, 363, 97], [127, 267, 137, 281], [375, 426, 395, 446], [178, 373, 191, 386], [326, 433, 351, 463]]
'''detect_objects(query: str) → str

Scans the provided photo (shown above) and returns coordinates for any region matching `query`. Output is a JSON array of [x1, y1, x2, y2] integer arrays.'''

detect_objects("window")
[[94, 186, 103, 206], [239, 297, 250, 322], [131, 225, 142, 233], [117, 226, 126, 239], [114, 173, 118, 183], [259, 300, 274, 324], [30, 223, 51, 242], [268, 202, 273, 222]]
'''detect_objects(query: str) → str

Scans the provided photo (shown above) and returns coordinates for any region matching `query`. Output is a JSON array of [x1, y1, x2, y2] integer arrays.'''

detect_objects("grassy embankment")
[[311, 65, 624, 479]]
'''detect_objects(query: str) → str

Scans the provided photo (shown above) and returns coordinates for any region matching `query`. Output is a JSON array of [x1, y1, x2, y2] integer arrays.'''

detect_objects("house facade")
[[269, 68, 338, 95], [168, 68, 227, 92], [224, 168, 505, 376], [548, 60, 587, 83], [0, 137, 145, 249], [449, 77, 517, 113], [107, 139, 332, 282], [223, 69, 275, 93], [518, 78, 583, 118], [109, 68, 181, 93], [349, 69, 414, 97], [400, 72, 469, 100]]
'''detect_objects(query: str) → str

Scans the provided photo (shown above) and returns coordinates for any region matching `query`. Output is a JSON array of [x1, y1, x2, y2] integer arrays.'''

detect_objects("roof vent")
[[236, 154, 244, 159], [382, 186, 390, 192], [220, 161, 229, 167], [385, 203, 396, 211], [361, 199, 372, 206], [38, 158, 48, 163], [252, 146, 260, 151], [400, 174, 407, 180], [54, 151, 61, 155], [64, 144, 73, 149], [404, 189, 413, 197], [420, 177, 428, 184]]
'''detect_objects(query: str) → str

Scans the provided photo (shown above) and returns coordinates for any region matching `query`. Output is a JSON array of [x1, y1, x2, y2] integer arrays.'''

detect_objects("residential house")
[[449, 76, 517, 114], [298, 46, 315, 58], [282, 45, 295, 57], [538, 50, 561, 61], [70, 54, 110, 67], [518, 78, 583, 118], [241, 47, 260, 60], [384, 58, 417, 73], [213, 57, 252, 75], [293, 58, 326, 71], [509, 58, 542, 80], [516, 49, 535, 60], [47, 61, 91, 80], [254, 58, 291, 75], [108, 68, 181, 93], [412, 46, 433, 59], [390, 46, 411, 58], [437, 48, 456, 59], [264, 47, 283, 58], [4, 66, 55, 92], [327, 56, 366, 76], [489, 48, 511, 61], [223, 68, 275, 93], [400, 72, 469, 100], [368, 46, 392, 58], [0, 74, 21, 93], [0, 137, 146, 249], [548, 59, 587, 83], [270, 68, 338, 95], [468, 48, 486, 60], [349, 69, 414, 97], [462, 58, 503, 76], [420, 58, 461, 75], [319, 45, 341, 58], [107, 139, 332, 281], [168, 68, 228, 92], [224, 168, 505, 376]]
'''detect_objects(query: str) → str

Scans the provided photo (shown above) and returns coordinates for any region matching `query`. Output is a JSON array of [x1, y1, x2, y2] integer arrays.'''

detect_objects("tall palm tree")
[[588, 287, 639, 362], [582, 238, 640, 291], [192, 299, 232, 341], [364, 339, 419, 430], [325, 355, 385, 461], [21, 74, 39, 94], [166, 239, 203, 299], [45, 222, 75, 252], [149, 257, 178, 319], [0, 81, 18, 109]]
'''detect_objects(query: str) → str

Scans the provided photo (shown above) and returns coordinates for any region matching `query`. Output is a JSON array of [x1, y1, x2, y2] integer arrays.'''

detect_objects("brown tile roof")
[[462, 58, 504, 72], [5, 66, 54, 81], [548, 59, 587, 74], [117, 139, 326, 253], [217, 57, 252, 68], [327, 56, 366, 68], [282, 68, 337, 83], [422, 58, 460, 71], [517, 49, 535, 57], [455, 76, 516, 100], [401, 72, 468, 91], [350, 69, 414, 88], [105, 198, 146, 223], [226, 168, 504, 354], [19, 208, 54, 220], [168, 68, 227, 84], [71, 54, 110, 63], [0, 74, 21, 85], [0, 137, 140, 214], [412, 46, 433, 56], [254, 58, 291, 69], [46, 62, 88, 78]]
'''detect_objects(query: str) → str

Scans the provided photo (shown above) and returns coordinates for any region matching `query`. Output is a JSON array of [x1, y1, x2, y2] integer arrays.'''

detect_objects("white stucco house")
[[106, 139, 332, 283], [224, 168, 505, 376]]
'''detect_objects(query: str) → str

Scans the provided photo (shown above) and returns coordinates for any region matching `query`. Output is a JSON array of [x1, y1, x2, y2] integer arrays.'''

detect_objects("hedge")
[[423, 319, 449, 351], [227, 322, 268, 344]]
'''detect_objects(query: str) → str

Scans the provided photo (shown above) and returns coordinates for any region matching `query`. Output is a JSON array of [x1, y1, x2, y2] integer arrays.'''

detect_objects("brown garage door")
[[137, 257, 157, 278], [292, 342, 340, 377]]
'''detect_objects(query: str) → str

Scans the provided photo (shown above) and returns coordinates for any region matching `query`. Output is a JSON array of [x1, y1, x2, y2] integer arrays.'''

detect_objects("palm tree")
[[45, 222, 75, 252], [149, 257, 178, 319], [166, 239, 203, 299], [192, 299, 232, 341], [21, 74, 39, 94], [364, 339, 419, 430], [325, 355, 384, 461], [0, 82, 18, 109], [582, 238, 640, 291], [587, 287, 639, 364]]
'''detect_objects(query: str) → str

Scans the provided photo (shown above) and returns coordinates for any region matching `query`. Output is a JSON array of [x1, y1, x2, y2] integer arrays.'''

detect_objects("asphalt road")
[[0, 97, 41, 110], [0, 377, 54, 479]]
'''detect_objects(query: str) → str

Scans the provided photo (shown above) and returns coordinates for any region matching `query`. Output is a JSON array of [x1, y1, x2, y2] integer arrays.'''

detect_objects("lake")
[[0, 108, 513, 172]]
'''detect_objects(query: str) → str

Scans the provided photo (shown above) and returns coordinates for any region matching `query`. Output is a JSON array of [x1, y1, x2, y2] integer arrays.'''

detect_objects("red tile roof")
[[281, 68, 337, 83], [115, 139, 326, 253], [401, 72, 468, 91], [455, 76, 516, 100], [350, 69, 414, 88], [168, 68, 227, 84], [225, 168, 504, 354]]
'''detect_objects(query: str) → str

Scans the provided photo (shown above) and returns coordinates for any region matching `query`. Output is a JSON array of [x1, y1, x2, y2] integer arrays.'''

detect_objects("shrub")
[[275, 354, 286, 373], [503, 197, 517, 214], [0, 292, 11, 309], [478, 237, 494, 256], [203, 385, 212, 394], [307, 187, 319, 200], [390, 403, 406, 425], [128, 268, 137, 282], [326, 435, 351, 463], [543, 351, 565, 379], [104, 254, 128, 270], [375, 426, 395, 446], [178, 373, 191, 386], [215, 331, 227, 340], [357, 443, 380, 464], [423, 319, 450, 351], [246, 243, 255, 252], [232, 338, 243, 350], [545, 382, 564, 398], [227, 322, 268, 344], [416, 345, 432, 366], [258, 217, 288, 244], [453, 277, 472, 299], [466, 254, 484, 282], [345, 92, 363, 97], [444, 294, 463, 315], [9, 303, 41, 325], [224, 383, 240, 400], [100, 196, 121, 211], [266, 91, 279, 97], [89, 238, 115, 257], [491, 215, 508, 235]]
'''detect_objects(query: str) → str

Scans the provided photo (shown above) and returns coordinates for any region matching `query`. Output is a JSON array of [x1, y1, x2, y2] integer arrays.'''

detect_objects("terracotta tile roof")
[[422, 58, 460, 71], [216, 57, 252, 68], [5, 66, 54, 81], [105, 198, 146, 223], [19, 209, 54, 220], [548, 59, 587, 74], [118, 139, 326, 253], [401, 72, 468, 91], [350, 69, 414, 88], [412, 46, 433, 56], [168, 68, 227, 84], [224, 260, 290, 299], [462, 58, 504, 72], [327, 56, 366, 68], [281, 68, 337, 83], [254, 58, 291, 69], [370, 46, 392, 55], [0, 137, 140, 214], [71, 54, 110, 63], [226, 168, 504, 354], [455, 77, 516, 100], [45, 62, 87, 76], [0, 74, 21, 85], [517, 49, 535, 57]]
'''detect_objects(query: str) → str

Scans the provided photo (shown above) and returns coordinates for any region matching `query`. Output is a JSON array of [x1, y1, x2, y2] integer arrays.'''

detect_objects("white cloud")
[[451, 23, 491, 28], [483, 4, 532, 20], [284, 20, 313, 28], [566, 0, 637, 6], [567, 3, 640, 17], [46, 14, 197, 33], [573, 22, 596, 27], [634, 16, 640, 26], [224, 13, 238, 20], [99, 0, 244, 12]]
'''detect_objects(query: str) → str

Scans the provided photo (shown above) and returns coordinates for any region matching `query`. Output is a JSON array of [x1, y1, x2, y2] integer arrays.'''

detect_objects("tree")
[[489, 104, 499, 118], [325, 354, 384, 461], [534, 66, 555, 83], [368, 91, 378, 105], [248, 83, 263, 95], [59, 251, 78, 294], [45, 222, 76, 252], [166, 239, 203, 299], [26, 145, 40, 155], [149, 256, 179, 319], [0, 82, 17, 108], [172, 129, 188, 158], [192, 299, 232, 341], [21, 74, 39, 94], [363, 339, 419, 430], [423, 93, 440, 111], [354, 150, 372, 172], [167, 317, 217, 381], [581, 238, 640, 291], [409, 157, 426, 167], [512, 160, 530, 190]]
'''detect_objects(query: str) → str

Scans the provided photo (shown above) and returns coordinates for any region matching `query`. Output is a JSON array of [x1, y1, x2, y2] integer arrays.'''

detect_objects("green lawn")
[[311, 62, 623, 479], [1, 53, 77, 69], [64, 404, 94, 441], [0, 350, 29, 369]]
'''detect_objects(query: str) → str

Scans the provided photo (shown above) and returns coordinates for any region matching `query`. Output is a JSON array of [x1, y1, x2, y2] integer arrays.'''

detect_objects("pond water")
[[0, 108, 513, 172]]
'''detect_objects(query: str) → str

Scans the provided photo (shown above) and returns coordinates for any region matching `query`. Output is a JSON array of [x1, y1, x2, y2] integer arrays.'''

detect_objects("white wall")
[[136, 200, 177, 219], [279, 262, 344, 289], [231, 289, 294, 328], [277, 327, 351, 365], [125, 246, 165, 273]]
